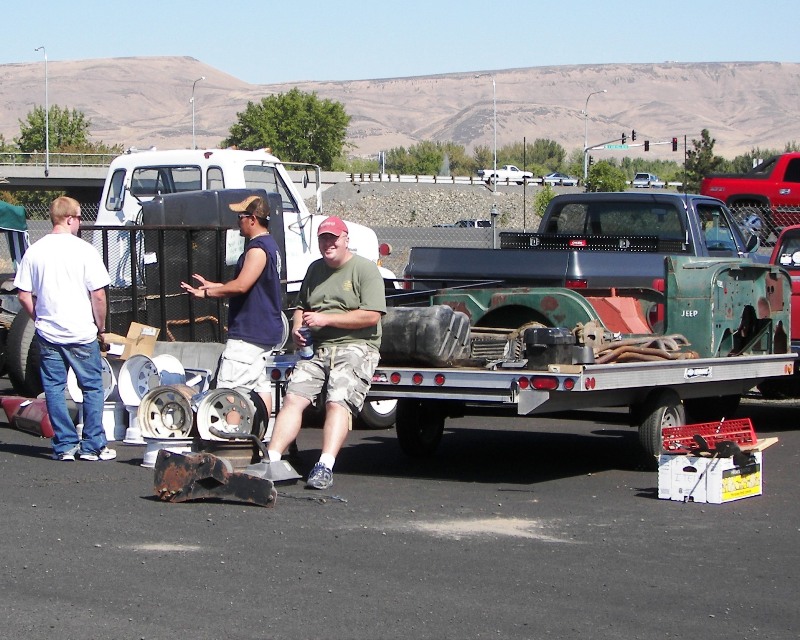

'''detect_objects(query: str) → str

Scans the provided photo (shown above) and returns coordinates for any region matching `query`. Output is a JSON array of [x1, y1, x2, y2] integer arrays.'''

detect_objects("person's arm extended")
[[90, 288, 107, 333], [181, 248, 267, 299]]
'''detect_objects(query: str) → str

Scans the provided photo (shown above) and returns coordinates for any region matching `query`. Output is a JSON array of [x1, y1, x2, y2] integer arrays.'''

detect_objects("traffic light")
[[672, 137, 678, 152], [621, 132, 627, 144], [644, 140, 650, 152], [631, 130, 637, 142], [588, 155, 595, 166]]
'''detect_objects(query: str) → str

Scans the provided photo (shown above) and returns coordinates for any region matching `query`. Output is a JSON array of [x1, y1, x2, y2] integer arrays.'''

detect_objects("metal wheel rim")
[[118, 355, 160, 406], [369, 399, 398, 417], [138, 384, 195, 439], [195, 387, 257, 441], [67, 357, 115, 403]]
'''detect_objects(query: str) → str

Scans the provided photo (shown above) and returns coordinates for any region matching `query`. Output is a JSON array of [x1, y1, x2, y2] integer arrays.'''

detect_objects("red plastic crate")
[[662, 418, 758, 454]]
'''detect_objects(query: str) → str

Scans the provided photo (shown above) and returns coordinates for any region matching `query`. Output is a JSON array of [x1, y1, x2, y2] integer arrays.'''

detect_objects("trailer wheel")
[[637, 389, 685, 460], [684, 395, 741, 424], [357, 399, 398, 430], [395, 398, 445, 457], [7, 312, 43, 397]]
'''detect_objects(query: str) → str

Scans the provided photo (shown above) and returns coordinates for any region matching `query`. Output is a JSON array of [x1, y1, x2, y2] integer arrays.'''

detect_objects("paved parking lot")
[[1, 391, 798, 640]]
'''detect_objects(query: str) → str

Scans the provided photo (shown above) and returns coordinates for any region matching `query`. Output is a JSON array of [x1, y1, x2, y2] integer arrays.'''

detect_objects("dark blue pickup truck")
[[403, 192, 761, 291]]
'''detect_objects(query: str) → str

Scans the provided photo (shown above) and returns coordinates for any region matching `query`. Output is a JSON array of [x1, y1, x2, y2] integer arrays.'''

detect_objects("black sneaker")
[[305, 462, 333, 490]]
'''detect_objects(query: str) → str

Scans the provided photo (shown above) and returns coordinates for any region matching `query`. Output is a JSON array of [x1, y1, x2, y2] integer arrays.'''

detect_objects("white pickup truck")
[[5, 148, 399, 429], [477, 164, 533, 185]]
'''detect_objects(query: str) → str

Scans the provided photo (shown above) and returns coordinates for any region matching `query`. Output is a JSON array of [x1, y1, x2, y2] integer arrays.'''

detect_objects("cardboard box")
[[658, 451, 763, 503], [104, 323, 160, 360]]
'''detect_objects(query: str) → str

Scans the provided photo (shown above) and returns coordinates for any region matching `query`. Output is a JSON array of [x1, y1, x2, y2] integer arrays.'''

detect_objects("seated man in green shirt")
[[267, 216, 386, 490]]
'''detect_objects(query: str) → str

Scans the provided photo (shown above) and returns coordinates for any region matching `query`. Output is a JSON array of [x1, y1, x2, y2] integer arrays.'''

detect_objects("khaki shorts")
[[287, 343, 380, 414], [216, 339, 274, 394]]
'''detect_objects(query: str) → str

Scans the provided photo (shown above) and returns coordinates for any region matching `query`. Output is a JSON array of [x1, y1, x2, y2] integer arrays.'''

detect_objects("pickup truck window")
[[207, 166, 224, 190], [777, 236, 800, 269], [545, 202, 685, 242], [785, 158, 800, 182], [104, 168, 126, 211], [696, 203, 737, 252], [243, 164, 300, 214], [130, 166, 202, 197]]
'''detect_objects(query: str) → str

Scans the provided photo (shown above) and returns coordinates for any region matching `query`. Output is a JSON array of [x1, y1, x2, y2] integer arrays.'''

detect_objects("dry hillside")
[[1, 56, 798, 161]]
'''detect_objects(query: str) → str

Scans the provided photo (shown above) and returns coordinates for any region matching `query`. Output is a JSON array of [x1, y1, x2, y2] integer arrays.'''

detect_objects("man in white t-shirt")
[[14, 197, 115, 461]]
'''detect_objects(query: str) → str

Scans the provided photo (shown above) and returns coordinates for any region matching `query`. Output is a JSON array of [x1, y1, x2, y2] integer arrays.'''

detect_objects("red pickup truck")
[[758, 224, 800, 397], [701, 152, 800, 228]]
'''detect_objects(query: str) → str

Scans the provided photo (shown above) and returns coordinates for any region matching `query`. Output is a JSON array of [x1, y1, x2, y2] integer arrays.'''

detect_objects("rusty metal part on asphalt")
[[153, 449, 277, 508]]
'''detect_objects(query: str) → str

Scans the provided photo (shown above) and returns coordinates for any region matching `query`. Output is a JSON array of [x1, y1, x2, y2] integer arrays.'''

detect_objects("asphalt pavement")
[[1, 387, 798, 640]]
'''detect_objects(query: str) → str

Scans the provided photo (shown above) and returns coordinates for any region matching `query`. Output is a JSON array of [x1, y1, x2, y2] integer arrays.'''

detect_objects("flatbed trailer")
[[267, 352, 794, 463], [266, 255, 795, 465]]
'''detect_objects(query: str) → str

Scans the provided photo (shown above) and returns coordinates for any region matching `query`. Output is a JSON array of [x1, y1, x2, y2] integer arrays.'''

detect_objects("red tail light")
[[565, 279, 587, 289]]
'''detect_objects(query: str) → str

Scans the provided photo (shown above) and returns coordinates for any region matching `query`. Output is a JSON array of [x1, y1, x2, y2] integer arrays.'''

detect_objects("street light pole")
[[492, 76, 497, 195], [582, 89, 606, 183], [34, 46, 49, 177], [191, 76, 205, 149]]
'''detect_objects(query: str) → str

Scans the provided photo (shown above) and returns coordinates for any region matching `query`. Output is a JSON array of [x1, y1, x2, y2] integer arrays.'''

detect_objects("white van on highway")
[[97, 148, 394, 289]]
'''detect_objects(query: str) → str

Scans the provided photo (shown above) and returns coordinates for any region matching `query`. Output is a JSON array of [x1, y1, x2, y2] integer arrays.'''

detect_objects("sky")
[[2, 0, 799, 84]]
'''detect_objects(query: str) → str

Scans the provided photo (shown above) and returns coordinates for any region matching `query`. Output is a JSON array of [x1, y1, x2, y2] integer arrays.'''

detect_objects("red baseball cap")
[[317, 216, 349, 237]]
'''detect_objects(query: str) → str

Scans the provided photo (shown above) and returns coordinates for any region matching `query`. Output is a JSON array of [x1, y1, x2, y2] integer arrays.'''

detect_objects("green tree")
[[566, 148, 585, 180], [492, 139, 566, 175], [16, 105, 91, 153], [472, 145, 494, 174], [533, 183, 557, 218], [585, 161, 627, 192], [682, 129, 724, 193], [223, 88, 350, 169], [384, 141, 471, 176], [331, 154, 379, 173]]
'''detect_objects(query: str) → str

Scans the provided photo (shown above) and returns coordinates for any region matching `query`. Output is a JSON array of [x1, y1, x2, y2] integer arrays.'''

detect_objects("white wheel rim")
[[195, 387, 257, 441], [67, 357, 115, 403], [152, 353, 186, 386], [118, 354, 160, 407], [369, 399, 398, 416]]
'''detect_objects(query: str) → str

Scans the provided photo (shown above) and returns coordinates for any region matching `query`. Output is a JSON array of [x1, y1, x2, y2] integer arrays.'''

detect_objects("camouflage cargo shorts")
[[287, 343, 380, 414]]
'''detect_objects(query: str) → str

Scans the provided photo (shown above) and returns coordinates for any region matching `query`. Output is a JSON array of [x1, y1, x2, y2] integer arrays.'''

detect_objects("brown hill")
[[1, 56, 797, 161]]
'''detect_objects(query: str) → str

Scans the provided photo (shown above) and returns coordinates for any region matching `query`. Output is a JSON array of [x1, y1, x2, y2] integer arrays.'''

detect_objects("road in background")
[[1, 386, 798, 640]]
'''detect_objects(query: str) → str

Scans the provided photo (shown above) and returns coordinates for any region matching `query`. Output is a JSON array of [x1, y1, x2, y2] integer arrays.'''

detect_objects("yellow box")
[[104, 323, 160, 360]]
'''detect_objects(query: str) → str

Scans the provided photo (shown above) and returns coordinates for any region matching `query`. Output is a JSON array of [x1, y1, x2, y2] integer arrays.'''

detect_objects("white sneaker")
[[79, 447, 117, 461]]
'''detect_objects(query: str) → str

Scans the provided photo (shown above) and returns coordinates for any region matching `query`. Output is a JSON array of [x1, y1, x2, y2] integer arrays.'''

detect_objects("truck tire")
[[7, 312, 43, 397], [684, 395, 741, 423], [356, 399, 398, 429], [637, 389, 685, 462], [395, 398, 445, 457]]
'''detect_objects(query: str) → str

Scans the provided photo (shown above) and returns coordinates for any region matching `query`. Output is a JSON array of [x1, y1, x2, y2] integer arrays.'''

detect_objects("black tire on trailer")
[[7, 312, 43, 397], [684, 395, 741, 424], [637, 389, 685, 461], [395, 398, 445, 457], [356, 399, 398, 430]]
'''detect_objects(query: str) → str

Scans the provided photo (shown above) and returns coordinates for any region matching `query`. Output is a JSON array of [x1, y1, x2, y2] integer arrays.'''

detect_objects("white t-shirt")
[[14, 233, 111, 345]]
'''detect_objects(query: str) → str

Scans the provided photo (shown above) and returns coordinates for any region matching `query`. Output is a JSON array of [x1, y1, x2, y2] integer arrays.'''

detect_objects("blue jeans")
[[37, 335, 106, 456]]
